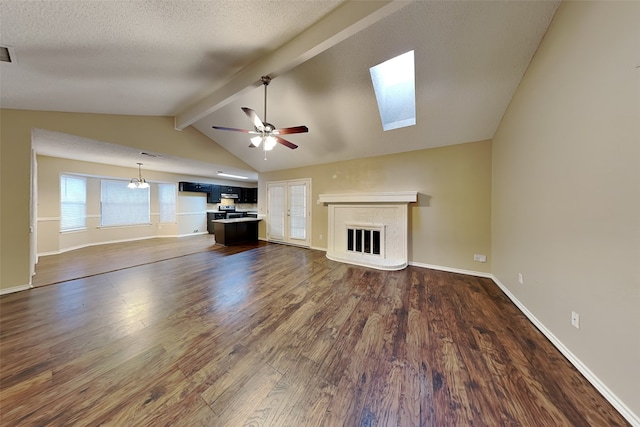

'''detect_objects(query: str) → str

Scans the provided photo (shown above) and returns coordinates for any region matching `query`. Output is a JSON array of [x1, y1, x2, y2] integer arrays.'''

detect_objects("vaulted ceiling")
[[0, 0, 559, 180]]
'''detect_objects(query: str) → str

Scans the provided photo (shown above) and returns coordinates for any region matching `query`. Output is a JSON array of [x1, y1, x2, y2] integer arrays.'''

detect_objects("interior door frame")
[[266, 178, 312, 247]]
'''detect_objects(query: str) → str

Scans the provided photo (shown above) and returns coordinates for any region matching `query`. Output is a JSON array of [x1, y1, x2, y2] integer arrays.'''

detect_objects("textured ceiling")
[[0, 0, 559, 180], [0, 0, 344, 115]]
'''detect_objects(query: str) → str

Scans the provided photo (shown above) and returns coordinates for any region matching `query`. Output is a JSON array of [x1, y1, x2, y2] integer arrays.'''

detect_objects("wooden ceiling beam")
[[174, 0, 406, 131]]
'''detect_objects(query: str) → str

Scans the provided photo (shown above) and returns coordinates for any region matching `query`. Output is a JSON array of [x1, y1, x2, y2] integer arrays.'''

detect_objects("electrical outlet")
[[518, 273, 524, 284], [571, 311, 580, 329], [473, 254, 487, 263], [319, 234, 323, 240]]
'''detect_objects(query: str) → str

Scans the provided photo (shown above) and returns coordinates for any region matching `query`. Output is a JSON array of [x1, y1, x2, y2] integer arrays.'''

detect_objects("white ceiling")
[[0, 0, 560, 180]]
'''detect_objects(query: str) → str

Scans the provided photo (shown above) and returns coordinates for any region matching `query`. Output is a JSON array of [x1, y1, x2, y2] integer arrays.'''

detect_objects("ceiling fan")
[[212, 75, 308, 158]]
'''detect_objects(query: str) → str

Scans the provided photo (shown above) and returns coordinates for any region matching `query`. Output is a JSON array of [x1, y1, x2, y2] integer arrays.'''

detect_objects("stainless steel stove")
[[219, 205, 244, 219]]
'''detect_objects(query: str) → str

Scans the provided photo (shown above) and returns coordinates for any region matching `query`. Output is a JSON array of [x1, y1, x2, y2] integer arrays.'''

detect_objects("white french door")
[[267, 179, 311, 247]]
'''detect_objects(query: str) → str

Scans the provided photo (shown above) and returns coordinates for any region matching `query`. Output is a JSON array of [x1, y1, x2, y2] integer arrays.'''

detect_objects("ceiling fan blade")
[[274, 136, 298, 149], [211, 125, 259, 134], [273, 125, 309, 135], [241, 107, 264, 131]]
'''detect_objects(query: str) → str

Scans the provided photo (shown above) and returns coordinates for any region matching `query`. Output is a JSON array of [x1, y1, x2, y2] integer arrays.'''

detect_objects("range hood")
[[221, 193, 238, 199]]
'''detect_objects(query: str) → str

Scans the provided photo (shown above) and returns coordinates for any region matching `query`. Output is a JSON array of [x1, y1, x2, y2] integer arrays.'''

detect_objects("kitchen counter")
[[210, 218, 261, 246]]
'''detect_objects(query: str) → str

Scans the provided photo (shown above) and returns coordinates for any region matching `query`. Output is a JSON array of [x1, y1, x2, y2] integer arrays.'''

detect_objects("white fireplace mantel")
[[318, 191, 417, 204], [319, 191, 417, 271]]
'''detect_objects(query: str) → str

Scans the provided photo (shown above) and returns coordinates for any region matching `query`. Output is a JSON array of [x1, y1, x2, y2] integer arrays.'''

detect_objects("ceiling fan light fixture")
[[250, 136, 263, 147], [264, 135, 277, 151], [211, 75, 308, 155]]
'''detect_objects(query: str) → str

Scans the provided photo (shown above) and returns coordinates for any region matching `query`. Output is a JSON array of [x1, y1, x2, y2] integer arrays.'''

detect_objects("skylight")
[[369, 50, 416, 131]]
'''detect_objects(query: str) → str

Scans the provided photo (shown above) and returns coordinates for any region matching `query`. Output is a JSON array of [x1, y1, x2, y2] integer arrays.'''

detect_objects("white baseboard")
[[490, 275, 639, 427], [409, 261, 493, 279], [175, 231, 210, 238], [0, 284, 33, 296]]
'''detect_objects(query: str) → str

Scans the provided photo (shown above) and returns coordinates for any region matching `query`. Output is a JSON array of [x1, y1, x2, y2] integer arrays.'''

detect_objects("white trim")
[[177, 211, 207, 216], [176, 231, 210, 238], [38, 216, 61, 222], [490, 275, 640, 427], [409, 261, 493, 278], [318, 191, 417, 204], [38, 214, 100, 222], [0, 284, 33, 295], [97, 223, 153, 230]]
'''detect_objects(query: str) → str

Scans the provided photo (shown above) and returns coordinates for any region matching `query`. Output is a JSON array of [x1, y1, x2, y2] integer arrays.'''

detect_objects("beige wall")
[[36, 155, 232, 255], [0, 109, 254, 291], [259, 139, 492, 274], [492, 1, 639, 418]]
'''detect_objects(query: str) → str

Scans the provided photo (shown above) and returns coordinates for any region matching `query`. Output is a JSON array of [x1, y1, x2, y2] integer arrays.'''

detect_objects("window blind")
[[288, 183, 306, 240], [101, 179, 150, 227], [60, 175, 86, 231], [268, 185, 285, 240], [158, 183, 176, 223]]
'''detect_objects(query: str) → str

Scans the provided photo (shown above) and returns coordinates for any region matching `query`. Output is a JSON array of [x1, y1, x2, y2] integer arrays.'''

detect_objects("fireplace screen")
[[347, 227, 381, 255]]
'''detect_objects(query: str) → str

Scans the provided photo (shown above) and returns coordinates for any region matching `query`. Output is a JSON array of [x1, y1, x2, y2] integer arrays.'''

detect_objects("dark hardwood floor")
[[0, 237, 629, 426]]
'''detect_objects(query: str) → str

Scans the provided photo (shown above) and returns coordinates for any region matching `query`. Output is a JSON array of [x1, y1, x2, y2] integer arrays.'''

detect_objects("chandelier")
[[127, 163, 149, 189]]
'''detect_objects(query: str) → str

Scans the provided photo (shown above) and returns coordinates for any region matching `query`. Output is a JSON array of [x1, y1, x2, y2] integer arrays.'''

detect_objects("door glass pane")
[[268, 185, 285, 240], [288, 183, 306, 240]]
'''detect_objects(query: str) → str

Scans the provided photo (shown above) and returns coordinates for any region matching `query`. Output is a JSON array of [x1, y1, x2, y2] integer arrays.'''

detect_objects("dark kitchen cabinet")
[[207, 184, 221, 203], [239, 187, 249, 203], [178, 182, 256, 204], [178, 182, 211, 193], [245, 187, 258, 203], [234, 187, 257, 203]]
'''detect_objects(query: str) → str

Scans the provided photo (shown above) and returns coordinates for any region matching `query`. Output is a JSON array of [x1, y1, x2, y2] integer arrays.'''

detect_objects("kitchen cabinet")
[[178, 182, 211, 193], [248, 187, 258, 203], [207, 184, 221, 203], [237, 187, 258, 203], [239, 187, 248, 203]]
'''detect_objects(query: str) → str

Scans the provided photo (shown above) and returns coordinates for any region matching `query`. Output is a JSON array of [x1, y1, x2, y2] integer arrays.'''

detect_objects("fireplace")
[[318, 192, 417, 270]]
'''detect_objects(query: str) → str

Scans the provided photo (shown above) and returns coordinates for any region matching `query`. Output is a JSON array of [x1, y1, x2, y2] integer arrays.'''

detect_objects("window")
[[158, 183, 176, 223], [369, 50, 416, 131], [60, 175, 86, 231], [101, 179, 150, 227]]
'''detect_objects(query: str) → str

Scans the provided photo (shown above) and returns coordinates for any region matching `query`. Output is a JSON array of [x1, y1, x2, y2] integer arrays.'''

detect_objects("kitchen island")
[[211, 217, 261, 246]]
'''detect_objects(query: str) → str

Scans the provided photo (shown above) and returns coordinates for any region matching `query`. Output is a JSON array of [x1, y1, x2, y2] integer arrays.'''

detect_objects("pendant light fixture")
[[128, 162, 149, 189]]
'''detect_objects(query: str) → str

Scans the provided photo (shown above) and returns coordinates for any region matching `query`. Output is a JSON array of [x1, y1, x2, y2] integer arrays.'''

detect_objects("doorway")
[[266, 179, 311, 247]]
